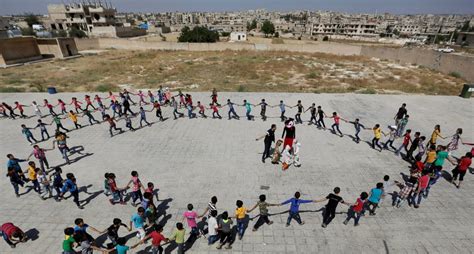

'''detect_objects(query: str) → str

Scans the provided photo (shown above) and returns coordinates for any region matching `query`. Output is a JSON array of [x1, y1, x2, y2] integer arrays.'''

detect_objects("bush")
[[95, 84, 119, 92], [0, 86, 25, 93], [21, 27, 35, 36], [449, 72, 462, 78], [261, 20, 275, 37], [221, 32, 230, 37], [178, 26, 219, 43], [52, 30, 68, 38], [69, 27, 87, 38]]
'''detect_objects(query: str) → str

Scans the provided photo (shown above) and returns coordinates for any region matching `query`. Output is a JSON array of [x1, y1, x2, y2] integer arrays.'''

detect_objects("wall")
[[57, 37, 79, 57], [115, 27, 146, 38], [360, 46, 474, 82], [37, 38, 62, 58], [74, 38, 100, 50], [0, 37, 42, 66]]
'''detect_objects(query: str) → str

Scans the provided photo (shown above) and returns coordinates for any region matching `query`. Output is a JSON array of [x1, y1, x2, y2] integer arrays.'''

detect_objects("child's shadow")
[[164, 241, 177, 254], [157, 198, 173, 219]]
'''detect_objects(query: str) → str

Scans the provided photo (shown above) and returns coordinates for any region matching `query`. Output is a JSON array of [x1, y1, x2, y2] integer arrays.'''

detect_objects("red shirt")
[[403, 133, 411, 145], [418, 175, 430, 189], [85, 97, 92, 104], [0, 223, 20, 238], [212, 105, 218, 112], [153, 102, 161, 110], [458, 157, 472, 172], [108, 179, 118, 192], [353, 198, 365, 212], [149, 231, 166, 246], [415, 161, 424, 172], [17, 104, 24, 111], [334, 116, 340, 124]]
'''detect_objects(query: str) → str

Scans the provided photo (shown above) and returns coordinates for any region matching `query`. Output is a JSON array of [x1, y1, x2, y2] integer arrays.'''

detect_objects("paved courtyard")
[[0, 92, 473, 254]]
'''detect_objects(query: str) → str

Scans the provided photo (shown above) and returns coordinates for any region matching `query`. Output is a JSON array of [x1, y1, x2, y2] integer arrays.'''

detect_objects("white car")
[[436, 47, 454, 53]]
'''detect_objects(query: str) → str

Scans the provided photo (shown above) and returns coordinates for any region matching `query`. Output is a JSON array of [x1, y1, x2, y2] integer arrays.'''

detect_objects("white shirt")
[[207, 217, 218, 236]]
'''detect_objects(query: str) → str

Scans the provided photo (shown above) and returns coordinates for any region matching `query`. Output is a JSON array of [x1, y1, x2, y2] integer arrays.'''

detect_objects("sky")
[[1, 0, 474, 15]]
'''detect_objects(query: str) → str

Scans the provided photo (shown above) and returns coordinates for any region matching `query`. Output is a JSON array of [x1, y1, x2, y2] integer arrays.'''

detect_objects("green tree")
[[261, 20, 275, 37], [178, 26, 219, 43], [69, 27, 87, 38], [21, 27, 35, 36], [24, 13, 40, 27], [247, 19, 257, 31]]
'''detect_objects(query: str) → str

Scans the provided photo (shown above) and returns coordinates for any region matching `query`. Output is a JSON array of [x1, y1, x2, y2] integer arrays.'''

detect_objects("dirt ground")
[[0, 49, 465, 95]]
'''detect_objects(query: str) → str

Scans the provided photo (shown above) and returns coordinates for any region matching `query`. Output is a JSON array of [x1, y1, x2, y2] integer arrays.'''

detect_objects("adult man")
[[256, 124, 276, 163], [394, 103, 408, 125]]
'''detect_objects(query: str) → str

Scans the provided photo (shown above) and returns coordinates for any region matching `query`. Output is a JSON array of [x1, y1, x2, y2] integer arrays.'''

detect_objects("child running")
[[248, 194, 280, 231]]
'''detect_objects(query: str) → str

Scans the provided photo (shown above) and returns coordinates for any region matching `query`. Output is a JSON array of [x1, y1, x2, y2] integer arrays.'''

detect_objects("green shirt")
[[170, 229, 185, 244], [245, 102, 251, 111], [53, 117, 61, 125], [434, 151, 449, 167], [62, 236, 75, 251]]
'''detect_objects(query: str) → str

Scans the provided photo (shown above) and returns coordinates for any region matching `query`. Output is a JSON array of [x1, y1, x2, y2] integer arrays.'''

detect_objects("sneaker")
[[109, 199, 115, 205], [300, 221, 305, 225], [16, 194, 20, 198], [343, 220, 348, 225], [414, 205, 419, 209], [77, 205, 84, 209], [216, 244, 223, 249], [285, 223, 290, 227], [354, 223, 359, 227], [268, 221, 273, 225], [225, 245, 232, 249], [252, 228, 258, 232], [321, 223, 327, 228]]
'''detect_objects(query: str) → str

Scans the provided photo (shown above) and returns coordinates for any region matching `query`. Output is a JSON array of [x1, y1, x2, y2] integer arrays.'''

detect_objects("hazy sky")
[[1, 0, 473, 15]]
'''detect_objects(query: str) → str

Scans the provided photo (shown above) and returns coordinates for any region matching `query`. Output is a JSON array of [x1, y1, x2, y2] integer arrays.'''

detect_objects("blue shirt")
[[281, 198, 313, 213], [131, 213, 144, 229], [7, 158, 24, 172], [227, 102, 234, 110], [116, 245, 130, 254], [61, 179, 78, 193], [368, 188, 383, 203], [74, 224, 89, 233], [279, 103, 285, 112]]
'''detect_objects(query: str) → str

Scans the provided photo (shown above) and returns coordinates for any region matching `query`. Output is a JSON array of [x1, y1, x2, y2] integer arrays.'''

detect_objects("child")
[[141, 192, 153, 210], [60, 173, 83, 209], [380, 175, 395, 205], [366, 183, 384, 215], [424, 144, 437, 169], [146, 203, 158, 225], [51, 115, 70, 132], [153, 100, 164, 121], [451, 152, 472, 189], [271, 139, 283, 164], [125, 171, 144, 207], [293, 139, 302, 167], [383, 125, 397, 150], [68, 110, 82, 129], [248, 194, 279, 231], [258, 99, 268, 121], [278, 100, 287, 122], [62, 227, 77, 254], [393, 180, 415, 208], [21, 124, 37, 144], [182, 204, 201, 238], [7, 167, 24, 197], [31, 101, 42, 118], [56, 99, 67, 115], [226, 99, 239, 120], [104, 114, 123, 137], [75, 231, 106, 254], [305, 103, 317, 125], [315, 187, 347, 228], [106, 218, 130, 248], [210, 103, 222, 119], [0, 222, 28, 248], [316, 106, 327, 128], [108, 173, 126, 205], [136, 224, 169, 254], [145, 182, 159, 202], [103, 173, 111, 196], [346, 118, 366, 143], [343, 192, 368, 226], [395, 129, 412, 156], [83, 109, 100, 125], [37, 169, 52, 200], [197, 101, 207, 118], [371, 124, 385, 152], [74, 218, 104, 243], [27, 162, 40, 193], [328, 112, 345, 137], [104, 237, 138, 254], [169, 222, 186, 254], [281, 191, 315, 226], [234, 200, 247, 240], [139, 107, 151, 127], [242, 99, 254, 121], [130, 207, 146, 240], [216, 212, 232, 250], [13, 101, 27, 118], [411, 171, 430, 208], [396, 115, 409, 137], [50, 167, 63, 201], [207, 210, 219, 245], [34, 119, 51, 141]]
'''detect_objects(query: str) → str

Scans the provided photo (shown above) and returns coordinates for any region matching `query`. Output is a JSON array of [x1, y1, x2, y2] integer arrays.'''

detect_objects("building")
[[37, 38, 79, 58], [456, 32, 474, 47], [230, 32, 247, 41], [47, 1, 145, 38]]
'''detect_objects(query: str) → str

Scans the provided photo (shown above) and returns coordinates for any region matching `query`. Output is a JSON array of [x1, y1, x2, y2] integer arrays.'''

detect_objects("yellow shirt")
[[426, 151, 437, 163], [430, 130, 440, 143], [374, 128, 382, 139], [28, 165, 37, 180], [68, 112, 78, 122], [235, 207, 247, 219]]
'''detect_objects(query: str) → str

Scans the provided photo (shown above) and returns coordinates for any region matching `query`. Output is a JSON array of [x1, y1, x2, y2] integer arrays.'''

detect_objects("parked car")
[[436, 47, 455, 53]]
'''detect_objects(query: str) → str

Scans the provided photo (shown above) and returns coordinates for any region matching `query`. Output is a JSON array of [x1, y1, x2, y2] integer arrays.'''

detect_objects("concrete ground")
[[0, 92, 473, 254]]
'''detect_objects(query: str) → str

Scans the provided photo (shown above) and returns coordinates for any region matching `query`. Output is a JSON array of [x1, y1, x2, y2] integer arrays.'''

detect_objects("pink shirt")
[[183, 211, 198, 228], [59, 101, 66, 109], [131, 176, 141, 192], [334, 116, 340, 124]]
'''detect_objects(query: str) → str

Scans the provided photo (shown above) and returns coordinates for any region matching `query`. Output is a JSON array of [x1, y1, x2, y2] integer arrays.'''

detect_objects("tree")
[[24, 13, 40, 27], [21, 27, 35, 36], [261, 20, 275, 37], [178, 26, 219, 43], [52, 30, 68, 38], [69, 27, 87, 38], [247, 19, 257, 31]]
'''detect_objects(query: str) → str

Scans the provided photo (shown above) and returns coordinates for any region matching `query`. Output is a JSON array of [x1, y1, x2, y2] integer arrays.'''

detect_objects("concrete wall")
[[115, 27, 146, 38], [37, 38, 78, 58], [360, 46, 474, 82], [0, 37, 42, 66], [74, 38, 100, 50]]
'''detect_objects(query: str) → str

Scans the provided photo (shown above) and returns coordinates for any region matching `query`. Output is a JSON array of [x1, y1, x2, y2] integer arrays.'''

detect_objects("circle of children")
[[1, 88, 473, 254]]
